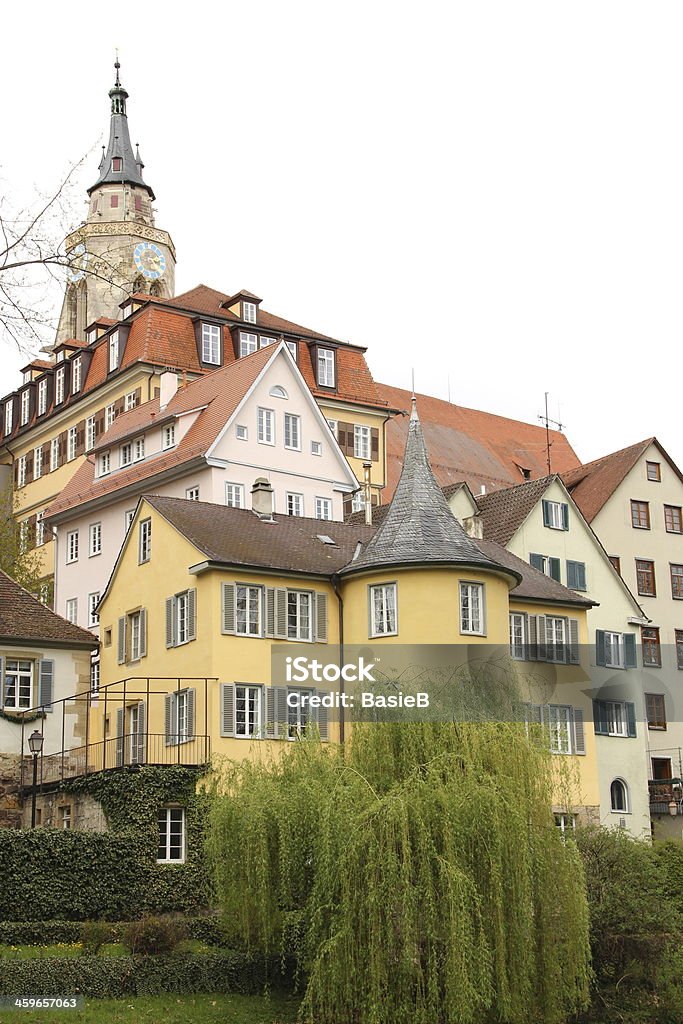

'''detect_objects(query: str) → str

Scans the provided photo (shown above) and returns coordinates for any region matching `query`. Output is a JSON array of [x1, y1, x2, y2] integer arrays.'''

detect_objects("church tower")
[[56, 60, 176, 342]]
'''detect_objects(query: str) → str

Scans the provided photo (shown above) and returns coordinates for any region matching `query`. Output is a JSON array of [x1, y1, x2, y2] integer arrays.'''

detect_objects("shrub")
[[79, 921, 114, 955], [122, 916, 186, 955], [0, 916, 225, 948]]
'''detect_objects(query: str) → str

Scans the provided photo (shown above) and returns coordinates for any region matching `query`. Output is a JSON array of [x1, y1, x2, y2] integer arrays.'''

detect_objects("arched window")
[[610, 778, 629, 813], [269, 385, 288, 399]]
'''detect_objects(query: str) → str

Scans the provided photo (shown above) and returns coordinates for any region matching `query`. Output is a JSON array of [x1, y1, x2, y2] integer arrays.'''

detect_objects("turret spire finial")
[[114, 50, 121, 87]]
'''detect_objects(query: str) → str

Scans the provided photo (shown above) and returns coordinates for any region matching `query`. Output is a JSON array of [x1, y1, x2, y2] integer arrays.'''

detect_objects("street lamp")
[[27, 730, 44, 828]]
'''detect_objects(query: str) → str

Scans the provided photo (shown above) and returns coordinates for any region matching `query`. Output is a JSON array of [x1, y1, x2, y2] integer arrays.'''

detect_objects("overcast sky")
[[2, 2, 682, 468]]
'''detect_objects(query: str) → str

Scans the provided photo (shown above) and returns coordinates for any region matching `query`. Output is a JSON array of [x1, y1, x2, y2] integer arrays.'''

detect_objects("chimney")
[[159, 370, 178, 410], [479, 485, 486, 495], [251, 477, 274, 519], [363, 462, 372, 525]]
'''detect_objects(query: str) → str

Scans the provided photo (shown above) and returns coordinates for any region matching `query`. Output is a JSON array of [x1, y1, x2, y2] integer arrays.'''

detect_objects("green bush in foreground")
[[122, 916, 186, 955]]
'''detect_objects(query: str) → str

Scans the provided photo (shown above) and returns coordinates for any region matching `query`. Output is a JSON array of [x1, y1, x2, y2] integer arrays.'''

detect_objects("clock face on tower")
[[133, 241, 166, 281]]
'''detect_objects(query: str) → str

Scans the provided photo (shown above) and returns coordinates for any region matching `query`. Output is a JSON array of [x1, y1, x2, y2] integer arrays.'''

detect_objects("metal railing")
[[648, 777, 683, 815]]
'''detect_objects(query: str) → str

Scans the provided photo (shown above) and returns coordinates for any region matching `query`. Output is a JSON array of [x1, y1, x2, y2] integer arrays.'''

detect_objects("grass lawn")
[[5, 993, 300, 1023]]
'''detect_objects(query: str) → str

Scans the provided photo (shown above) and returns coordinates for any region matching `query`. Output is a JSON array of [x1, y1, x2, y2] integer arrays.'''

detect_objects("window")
[[269, 385, 288, 399], [286, 492, 304, 517], [105, 403, 115, 430], [157, 808, 185, 863], [549, 705, 572, 754], [38, 379, 47, 415], [20, 389, 30, 425], [90, 659, 100, 698], [225, 483, 244, 508], [124, 391, 137, 411], [284, 413, 301, 451], [235, 685, 262, 737], [108, 333, 119, 372], [4, 401, 12, 434], [351, 491, 366, 513], [311, 440, 322, 456], [287, 590, 312, 641], [85, 416, 96, 452], [370, 583, 397, 636], [120, 443, 132, 467], [65, 598, 78, 624], [236, 424, 248, 441], [546, 617, 567, 663], [35, 511, 45, 546], [17, 456, 26, 488], [257, 407, 274, 444], [542, 499, 569, 530], [55, 368, 65, 404], [317, 348, 335, 388], [610, 779, 629, 813], [630, 500, 650, 529], [3, 660, 33, 709], [166, 590, 196, 647], [529, 553, 561, 582], [110, 194, 119, 208], [646, 461, 661, 482], [129, 610, 143, 661], [605, 702, 627, 737], [239, 332, 258, 357], [59, 804, 72, 829], [66, 530, 79, 563], [89, 522, 102, 557], [236, 585, 261, 636], [162, 424, 175, 449], [99, 451, 111, 476], [139, 519, 152, 563], [646, 692, 666, 730], [594, 698, 636, 737], [286, 340, 297, 360], [460, 582, 485, 635], [566, 560, 587, 591], [112, 157, 122, 172], [88, 592, 100, 627], [601, 631, 629, 669], [176, 592, 190, 645], [134, 437, 145, 461], [509, 613, 526, 660], [315, 497, 332, 520], [677, 629, 683, 670], [554, 813, 576, 835], [50, 438, 59, 471], [608, 555, 621, 575], [34, 446, 43, 479], [201, 323, 221, 364], [642, 627, 661, 668], [67, 426, 77, 461], [287, 688, 312, 739], [671, 564, 683, 599], [134, 194, 142, 213], [636, 559, 656, 596], [243, 301, 257, 323], [326, 418, 338, 438], [125, 509, 135, 531], [185, 487, 200, 501], [354, 424, 371, 460], [665, 505, 683, 533], [72, 357, 82, 393]]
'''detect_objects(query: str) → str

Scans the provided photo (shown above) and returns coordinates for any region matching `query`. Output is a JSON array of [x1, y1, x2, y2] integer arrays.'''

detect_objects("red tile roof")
[[0, 570, 97, 648], [561, 439, 657, 523]]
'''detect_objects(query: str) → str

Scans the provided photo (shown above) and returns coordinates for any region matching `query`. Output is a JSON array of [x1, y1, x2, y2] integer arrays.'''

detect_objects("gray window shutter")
[[276, 687, 289, 737], [221, 584, 236, 634], [549, 558, 561, 583], [275, 589, 287, 640], [265, 589, 276, 638], [593, 699, 609, 736], [117, 617, 126, 665], [221, 683, 235, 736], [572, 708, 585, 754], [165, 598, 174, 648], [542, 501, 550, 527], [187, 688, 195, 739], [537, 615, 547, 661], [164, 693, 174, 746], [316, 691, 328, 740], [38, 660, 54, 711], [577, 563, 586, 590], [596, 630, 606, 667], [139, 609, 147, 659], [265, 686, 277, 738], [115, 707, 124, 766], [527, 615, 538, 661], [568, 619, 580, 664], [624, 633, 637, 669], [187, 589, 197, 641], [530, 553, 544, 572], [527, 703, 543, 726], [626, 702, 637, 738], [315, 593, 328, 643], [566, 561, 577, 590], [133, 702, 145, 763], [562, 504, 569, 531]]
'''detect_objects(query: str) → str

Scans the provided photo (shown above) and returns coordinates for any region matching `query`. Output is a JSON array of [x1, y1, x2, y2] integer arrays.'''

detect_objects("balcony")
[[648, 778, 683, 816]]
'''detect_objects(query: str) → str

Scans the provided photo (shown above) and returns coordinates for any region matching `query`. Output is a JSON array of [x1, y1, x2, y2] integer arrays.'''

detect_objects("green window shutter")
[[576, 563, 586, 590], [115, 708, 124, 766], [568, 619, 580, 664], [117, 617, 126, 665], [315, 593, 328, 643], [38, 659, 54, 711], [537, 615, 547, 661], [220, 684, 235, 737], [317, 691, 329, 741], [187, 589, 197, 642], [596, 630, 606, 667], [265, 589, 276, 638], [221, 584, 236, 635], [562, 504, 569, 530], [626, 702, 637, 738], [530, 553, 544, 572], [549, 558, 561, 582], [624, 633, 637, 669], [164, 694, 174, 746], [566, 561, 577, 590], [593, 699, 608, 736], [275, 589, 288, 640], [187, 688, 196, 739], [572, 708, 585, 754], [567, 561, 586, 591], [542, 501, 551, 527], [139, 609, 147, 659], [165, 598, 174, 648]]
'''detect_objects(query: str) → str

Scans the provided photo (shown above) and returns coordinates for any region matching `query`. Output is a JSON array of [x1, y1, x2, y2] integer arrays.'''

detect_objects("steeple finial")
[[87, 60, 155, 199], [410, 369, 418, 421], [114, 50, 121, 87]]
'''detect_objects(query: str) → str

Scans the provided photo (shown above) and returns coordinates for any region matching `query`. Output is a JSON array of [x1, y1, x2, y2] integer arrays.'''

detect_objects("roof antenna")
[[410, 369, 418, 420], [538, 391, 565, 475]]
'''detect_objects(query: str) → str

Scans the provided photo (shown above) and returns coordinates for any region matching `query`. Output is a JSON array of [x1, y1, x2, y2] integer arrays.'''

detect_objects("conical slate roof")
[[88, 61, 154, 198], [342, 400, 519, 582]]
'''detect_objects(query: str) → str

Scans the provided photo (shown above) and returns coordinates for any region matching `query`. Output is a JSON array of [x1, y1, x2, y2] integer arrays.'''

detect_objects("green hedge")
[[0, 916, 227, 948], [0, 951, 288, 999]]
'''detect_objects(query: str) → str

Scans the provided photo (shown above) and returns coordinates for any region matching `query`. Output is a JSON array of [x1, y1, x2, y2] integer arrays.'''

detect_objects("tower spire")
[[87, 58, 155, 199]]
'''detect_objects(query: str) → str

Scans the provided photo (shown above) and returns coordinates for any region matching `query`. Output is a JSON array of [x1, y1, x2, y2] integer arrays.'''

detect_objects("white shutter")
[[317, 690, 329, 740], [276, 687, 289, 738], [221, 584, 236, 634], [265, 589, 276, 639], [165, 598, 174, 648], [537, 616, 547, 662], [139, 609, 147, 659], [164, 693, 174, 746], [265, 686, 277, 738], [572, 708, 586, 755], [133, 702, 145, 763], [38, 660, 54, 711], [187, 687, 196, 739], [315, 593, 328, 643], [221, 683, 235, 736], [568, 619, 580, 665], [115, 707, 124, 766], [117, 617, 127, 665], [527, 616, 538, 661], [275, 589, 288, 640], [187, 589, 197, 642]]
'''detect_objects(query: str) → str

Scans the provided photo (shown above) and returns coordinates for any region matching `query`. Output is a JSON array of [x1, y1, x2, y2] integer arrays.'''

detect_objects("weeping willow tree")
[[208, 714, 591, 1024]]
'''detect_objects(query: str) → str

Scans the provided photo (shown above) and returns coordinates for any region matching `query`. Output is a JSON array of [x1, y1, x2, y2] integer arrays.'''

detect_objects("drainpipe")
[[332, 573, 345, 747]]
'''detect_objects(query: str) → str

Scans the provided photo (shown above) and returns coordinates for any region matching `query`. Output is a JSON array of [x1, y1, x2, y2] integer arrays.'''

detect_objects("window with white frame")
[[370, 583, 397, 636], [124, 509, 135, 531], [88, 592, 100, 627], [549, 705, 572, 754], [4, 401, 12, 434], [509, 613, 526, 660], [129, 610, 143, 661], [139, 519, 152, 563], [3, 660, 33, 709], [235, 684, 262, 737], [351, 491, 366, 513], [85, 416, 96, 452], [201, 323, 221, 364], [120, 443, 132, 467], [257, 407, 274, 445], [243, 301, 257, 323], [67, 426, 77, 461], [236, 585, 261, 636], [286, 340, 297, 361], [259, 336, 276, 348], [55, 368, 65, 404], [33, 446, 42, 479], [65, 598, 78, 624], [542, 499, 569, 530], [90, 659, 100, 698], [162, 423, 176, 449], [287, 591, 312, 641], [225, 483, 244, 508], [236, 424, 248, 441], [105, 404, 115, 430], [605, 701, 627, 737], [134, 437, 145, 461], [108, 333, 119, 372], [20, 389, 30, 425], [17, 456, 26, 488], [99, 451, 111, 476], [287, 688, 311, 739], [239, 332, 258, 357], [269, 385, 287, 399], [19, 521, 29, 555], [157, 807, 185, 863], [284, 413, 301, 450], [311, 440, 322, 456], [89, 522, 102, 557], [286, 492, 304, 517], [66, 530, 79, 563], [604, 631, 625, 669], [185, 487, 200, 501], [35, 511, 45, 547], [354, 424, 371, 460], [38, 379, 47, 415], [60, 805, 72, 829], [72, 357, 82, 393], [317, 348, 335, 387], [50, 438, 59, 471], [554, 813, 577, 835], [546, 616, 567, 663], [460, 582, 484, 635], [315, 497, 332, 520], [326, 418, 338, 438], [124, 391, 137, 411], [610, 779, 629, 813]]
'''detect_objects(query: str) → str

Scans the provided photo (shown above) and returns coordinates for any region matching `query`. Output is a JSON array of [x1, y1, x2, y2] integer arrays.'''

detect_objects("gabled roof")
[[341, 401, 517, 581], [561, 438, 659, 523], [0, 571, 97, 648], [377, 383, 581, 497], [475, 541, 596, 608], [476, 476, 555, 546]]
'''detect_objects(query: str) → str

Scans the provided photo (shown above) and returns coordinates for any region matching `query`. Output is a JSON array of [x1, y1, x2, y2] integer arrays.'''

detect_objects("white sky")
[[2, 1, 682, 468]]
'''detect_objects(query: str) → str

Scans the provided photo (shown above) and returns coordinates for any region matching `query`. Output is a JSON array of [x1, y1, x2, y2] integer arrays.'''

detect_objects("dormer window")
[[4, 400, 13, 435], [112, 157, 122, 172], [162, 424, 176, 450], [20, 390, 30, 426], [99, 451, 111, 476], [317, 348, 335, 388], [38, 379, 48, 416], [109, 332, 119, 372], [121, 443, 132, 468], [72, 357, 82, 394], [243, 302, 257, 324], [239, 332, 257, 357], [120, 302, 132, 320], [134, 437, 145, 462], [286, 341, 297, 361], [55, 368, 65, 405], [201, 323, 221, 364]]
